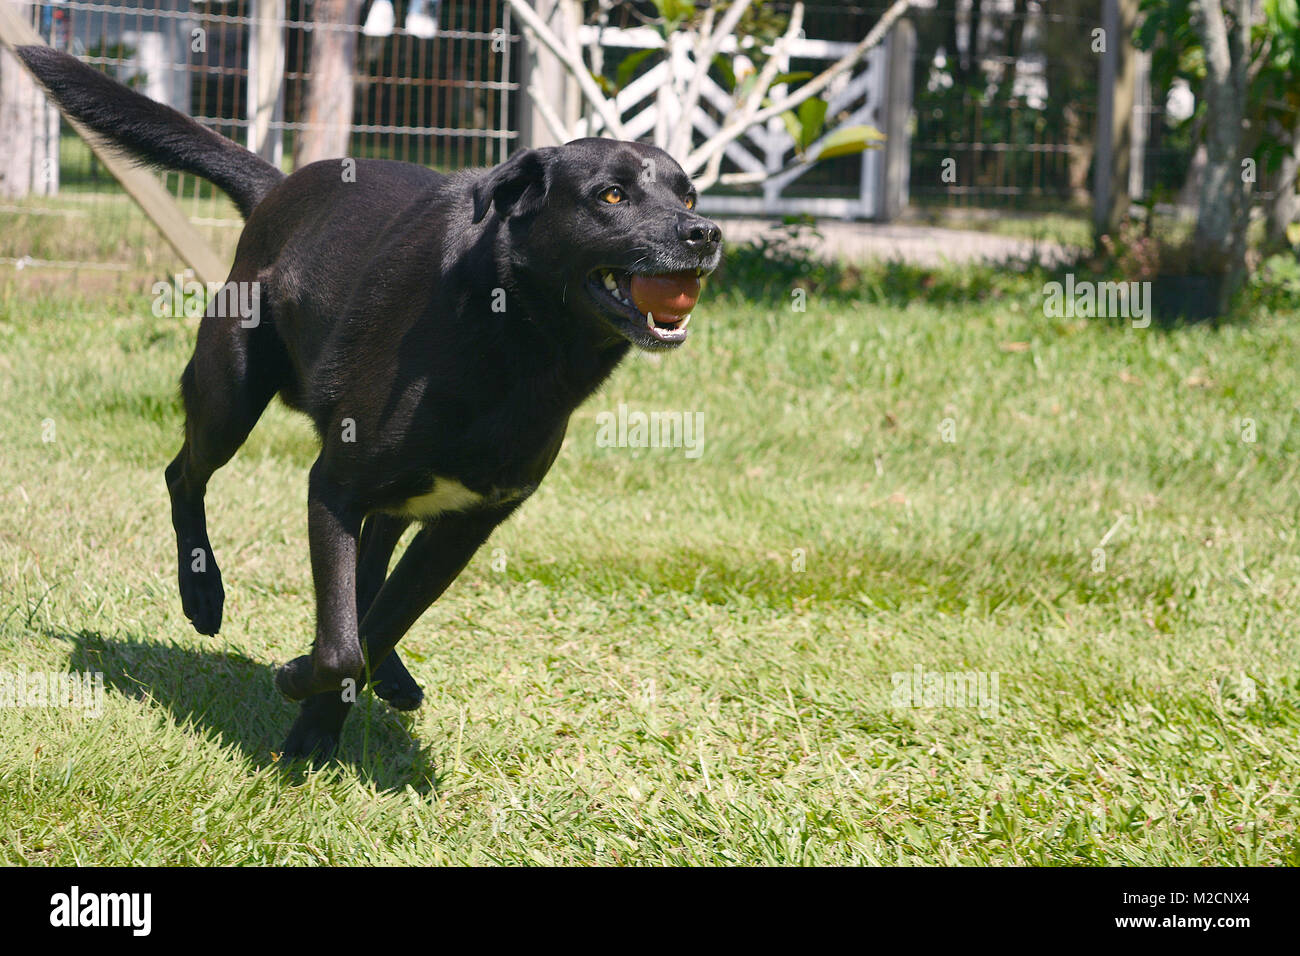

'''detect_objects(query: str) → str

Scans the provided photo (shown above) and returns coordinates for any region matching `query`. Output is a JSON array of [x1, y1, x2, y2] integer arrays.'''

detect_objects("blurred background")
[[0, 1, 1223, 292]]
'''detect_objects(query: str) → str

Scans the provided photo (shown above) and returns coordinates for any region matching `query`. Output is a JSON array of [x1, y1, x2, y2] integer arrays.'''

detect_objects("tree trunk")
[[294, 0, 361, 168], [1191, 0, 1255, 305], [1265, 125, 1300, 251], [996, 0, 1028, 108], [1045, 0, 1100, 204], [942, 0, 965, 87], [1093, 0, 1140, 241], [1065, 104, 1094, 202]]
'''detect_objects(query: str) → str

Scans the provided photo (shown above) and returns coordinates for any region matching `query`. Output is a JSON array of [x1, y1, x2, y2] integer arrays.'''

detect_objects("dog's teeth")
[[646, 312, 655, 330], [675, 313, 691, 329], [603, 272, 617, 292]]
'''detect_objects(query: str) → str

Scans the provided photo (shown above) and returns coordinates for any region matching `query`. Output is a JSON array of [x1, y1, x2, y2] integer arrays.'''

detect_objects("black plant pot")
[[1151, 274, 1225, 322]]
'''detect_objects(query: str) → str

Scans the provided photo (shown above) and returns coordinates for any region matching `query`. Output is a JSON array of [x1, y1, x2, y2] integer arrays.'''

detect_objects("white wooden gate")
[[567, 23, 904, 220]]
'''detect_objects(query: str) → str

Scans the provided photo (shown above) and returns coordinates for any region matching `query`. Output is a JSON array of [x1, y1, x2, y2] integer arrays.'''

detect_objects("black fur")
[[17, 46, 723, 762], [16, 46, 283, 216]]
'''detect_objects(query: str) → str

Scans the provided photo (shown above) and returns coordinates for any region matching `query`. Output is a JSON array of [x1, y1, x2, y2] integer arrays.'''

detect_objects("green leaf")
[[1267, 0, 1300, 32], [616, 48, 661, 91], [653, 0, 696, 26], [780, 109, 803, 150], [796, 98, 829, 151], [769, 71, 814, 87], [711, 54, 736, 92], [812, 124, 886, 161], [781, 99, 831, 155]]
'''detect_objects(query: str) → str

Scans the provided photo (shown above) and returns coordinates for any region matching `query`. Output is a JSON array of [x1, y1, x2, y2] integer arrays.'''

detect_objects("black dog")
[[18, 46, 722, 760]]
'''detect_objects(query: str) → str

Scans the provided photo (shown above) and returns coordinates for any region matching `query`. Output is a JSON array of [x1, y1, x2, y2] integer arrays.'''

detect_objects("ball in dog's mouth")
[[594, 268, 702, 344], [629, 272, 701, 324]]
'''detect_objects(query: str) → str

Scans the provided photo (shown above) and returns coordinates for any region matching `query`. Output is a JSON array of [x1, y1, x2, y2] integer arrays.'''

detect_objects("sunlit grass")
[[0, 252, 1297, 864]]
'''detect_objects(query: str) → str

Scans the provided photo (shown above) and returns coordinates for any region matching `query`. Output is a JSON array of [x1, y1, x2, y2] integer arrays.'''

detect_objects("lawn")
[[0, 248, 1297, 865]]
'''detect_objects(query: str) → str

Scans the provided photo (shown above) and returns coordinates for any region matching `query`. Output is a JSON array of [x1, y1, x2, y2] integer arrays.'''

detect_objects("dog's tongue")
[[629, 272, 700, 321]]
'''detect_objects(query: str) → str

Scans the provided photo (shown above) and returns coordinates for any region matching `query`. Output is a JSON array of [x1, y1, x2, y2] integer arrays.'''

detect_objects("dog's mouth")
[[586, 267, 705, 349]]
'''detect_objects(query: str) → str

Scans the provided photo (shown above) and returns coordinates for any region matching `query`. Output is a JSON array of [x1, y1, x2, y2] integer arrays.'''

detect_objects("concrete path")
[[716, 217, 1080, 267]]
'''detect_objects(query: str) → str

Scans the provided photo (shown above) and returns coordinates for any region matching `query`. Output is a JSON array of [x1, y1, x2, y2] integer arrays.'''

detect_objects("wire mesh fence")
[[0, 0, 1195, 279], [2, 0, 519, 274], [906, 0, 1099, 211]]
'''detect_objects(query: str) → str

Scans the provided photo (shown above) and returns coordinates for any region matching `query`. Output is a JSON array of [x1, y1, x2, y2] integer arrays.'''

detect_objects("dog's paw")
[[372, 654, 425, 712], [279, 719, 340, 766], [376, 685, 424, 712], [273, 655, 315, 701], [177, 558, 224, 635]]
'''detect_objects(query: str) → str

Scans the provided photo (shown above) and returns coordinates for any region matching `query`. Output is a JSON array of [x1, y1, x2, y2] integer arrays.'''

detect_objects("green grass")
[[0, 251, 1298, 865]]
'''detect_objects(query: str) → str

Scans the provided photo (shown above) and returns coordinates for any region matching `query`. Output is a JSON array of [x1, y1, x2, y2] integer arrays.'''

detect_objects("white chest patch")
[[394, 477, 486, 519]]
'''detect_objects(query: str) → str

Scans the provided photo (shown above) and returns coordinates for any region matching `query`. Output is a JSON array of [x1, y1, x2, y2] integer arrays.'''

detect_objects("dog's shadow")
[[53, 628, 438, 794]]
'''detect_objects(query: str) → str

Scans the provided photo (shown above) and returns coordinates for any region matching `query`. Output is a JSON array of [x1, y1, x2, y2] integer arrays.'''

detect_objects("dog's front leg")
[[357, 514, 425, 711], [277, 507, 507, 761], [279, 691, 352, 763], [357, 507, 508, 677], [274, 465, 365, 702]]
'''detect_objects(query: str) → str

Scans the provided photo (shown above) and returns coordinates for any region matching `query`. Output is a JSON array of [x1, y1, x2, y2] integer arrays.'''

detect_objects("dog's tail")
[[15, 45, 284, 219]]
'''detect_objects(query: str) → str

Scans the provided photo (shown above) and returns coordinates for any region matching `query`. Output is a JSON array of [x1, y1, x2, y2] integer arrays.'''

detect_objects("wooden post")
[[877, 17, 915, 222], [1093, 0, 1138, 243], [0, 6, 227, 283], [0, 0, 56, 197], [1128, 45, 1149, 201], [517, 0, 580, 149], [247, 0, 286, 168]]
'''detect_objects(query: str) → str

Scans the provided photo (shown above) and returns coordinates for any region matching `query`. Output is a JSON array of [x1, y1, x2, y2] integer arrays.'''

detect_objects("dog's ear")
[[472, 148, 555, 224]]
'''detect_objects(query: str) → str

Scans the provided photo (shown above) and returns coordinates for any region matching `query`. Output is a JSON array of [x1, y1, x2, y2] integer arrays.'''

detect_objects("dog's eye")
[[600, 186, 625, 204], [684, 195, 696, 210]]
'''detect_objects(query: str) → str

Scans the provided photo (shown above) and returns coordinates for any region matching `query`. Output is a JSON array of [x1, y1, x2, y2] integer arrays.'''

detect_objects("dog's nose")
[[677, 214, 722, 252]]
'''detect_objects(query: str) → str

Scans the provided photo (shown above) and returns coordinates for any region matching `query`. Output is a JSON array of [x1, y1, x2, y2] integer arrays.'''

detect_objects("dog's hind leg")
[[166, 298, 284, 635], [356, 514, 425, 711]]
